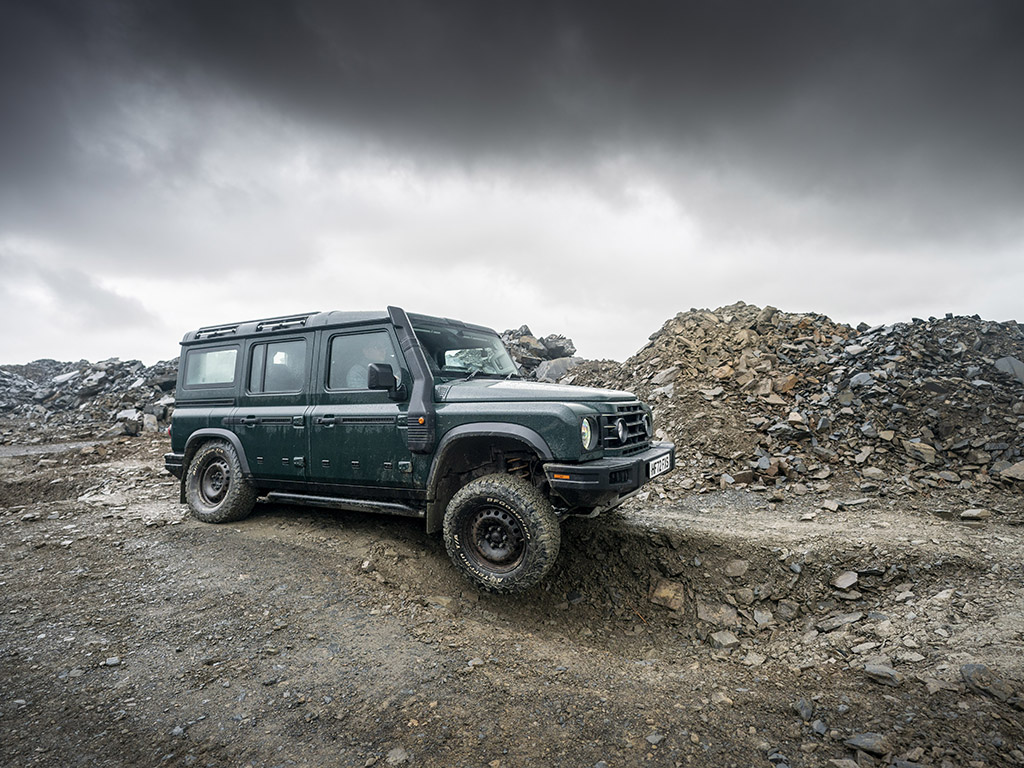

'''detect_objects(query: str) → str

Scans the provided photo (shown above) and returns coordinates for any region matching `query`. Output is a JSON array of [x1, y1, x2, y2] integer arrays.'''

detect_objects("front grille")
[[601, 403, 649, 450]]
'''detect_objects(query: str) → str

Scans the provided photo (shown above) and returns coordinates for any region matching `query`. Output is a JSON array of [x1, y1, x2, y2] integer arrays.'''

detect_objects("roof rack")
[[194, 323, 240, 340], [255, 313, 319, 333]]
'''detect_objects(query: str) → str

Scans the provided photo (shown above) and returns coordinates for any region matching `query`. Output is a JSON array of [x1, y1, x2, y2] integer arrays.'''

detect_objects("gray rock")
[[645, 732, 664, 745], [535, 357, 581, 382], [864, 664, 904, 686], [960, 508, 991, 520], [724, 559, 749, 578], [902, 440, 937, 464], [961, 663, 1016, 702], [816, 612, 863, 632], [844, 732, 890, 756], [650, 366, 680, 386], [709, 630, 740, 649], [385, 747, 410, 765], [850, 372, 874, 388], [792, 698, 814, 720], [832, 571, 859, 590], [994, 356, 1024, 384], [1000, 460, 1024, 481]]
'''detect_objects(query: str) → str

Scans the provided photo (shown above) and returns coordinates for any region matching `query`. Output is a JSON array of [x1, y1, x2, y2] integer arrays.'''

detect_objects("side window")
[[328, 331, 400, 390], [184, 346, 238, 387], [248, 339, 307, 394]]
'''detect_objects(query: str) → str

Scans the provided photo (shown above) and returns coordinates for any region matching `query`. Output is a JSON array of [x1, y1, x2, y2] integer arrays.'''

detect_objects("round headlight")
[[615, 418, 629, 444], [643, 413, 653, 438], [581, 417, 597, 451]]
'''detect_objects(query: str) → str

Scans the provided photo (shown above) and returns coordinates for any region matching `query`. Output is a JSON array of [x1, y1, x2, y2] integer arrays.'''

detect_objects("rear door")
[[230, 335, 312, 485]]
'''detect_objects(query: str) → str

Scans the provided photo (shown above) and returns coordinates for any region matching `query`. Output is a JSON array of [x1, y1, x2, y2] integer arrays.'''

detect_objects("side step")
[[262, 491, 425, 519]]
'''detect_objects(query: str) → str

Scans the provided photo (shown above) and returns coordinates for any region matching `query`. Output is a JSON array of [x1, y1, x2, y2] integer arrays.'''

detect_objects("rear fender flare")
[[180, 429, 253, 502]]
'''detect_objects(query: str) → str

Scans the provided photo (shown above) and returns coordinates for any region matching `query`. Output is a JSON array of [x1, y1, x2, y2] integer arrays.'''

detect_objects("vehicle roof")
[[179, 308, 495, 345]]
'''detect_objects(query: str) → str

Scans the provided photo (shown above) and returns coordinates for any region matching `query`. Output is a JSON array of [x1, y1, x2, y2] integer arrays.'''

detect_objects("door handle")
[[316, 416, 337, 427], [238, 416, 258, 427]]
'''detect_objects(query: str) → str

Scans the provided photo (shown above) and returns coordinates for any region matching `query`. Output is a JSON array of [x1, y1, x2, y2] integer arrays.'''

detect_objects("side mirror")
[[367, 363, 399, 397]]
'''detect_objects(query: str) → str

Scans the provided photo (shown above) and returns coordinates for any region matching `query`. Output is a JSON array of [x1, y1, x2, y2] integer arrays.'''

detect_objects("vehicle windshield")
[[413, 322, 520, 379]]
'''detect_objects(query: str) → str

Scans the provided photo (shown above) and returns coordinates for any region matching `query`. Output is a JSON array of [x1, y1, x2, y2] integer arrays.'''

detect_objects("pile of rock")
[[0, 358, 178, 444], [500, 325, 582, 382], [572, 302, 1024, 494]]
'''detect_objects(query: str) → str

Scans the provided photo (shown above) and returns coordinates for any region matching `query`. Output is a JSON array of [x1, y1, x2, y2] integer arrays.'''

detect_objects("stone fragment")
[[850, 372, 874, 388], [650, 366, 680, 386], [999, 460, 1024, 481], [709, 630, 740, 649], [864, 664, 903, 686], [960, 663, 1016, 702], [649, 579, 686, 612], [959, 508, 991, 521], [832, 571, 859, 590], [535, 357, 581, 382], [844, 732, 890, 756], [902, 440, 937, 464], [994, 356, 1024, 384], [792, 698, 815, 720], [697, 601, 739, 627], [816, 612, 863, 632], [724, 559, 749, 578]]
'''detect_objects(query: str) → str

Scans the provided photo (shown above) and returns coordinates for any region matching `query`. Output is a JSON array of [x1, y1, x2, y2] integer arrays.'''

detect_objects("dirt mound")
[[572, 302, 1024, 497]]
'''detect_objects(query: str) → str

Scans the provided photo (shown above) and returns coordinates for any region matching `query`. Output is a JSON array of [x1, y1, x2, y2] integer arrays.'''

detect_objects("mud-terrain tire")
[[185, 440, 256, 524], [443, 473, 560, 593]]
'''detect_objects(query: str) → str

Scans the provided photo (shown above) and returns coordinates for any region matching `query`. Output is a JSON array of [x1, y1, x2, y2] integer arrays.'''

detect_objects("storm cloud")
[[1, 1, 1022, 363]]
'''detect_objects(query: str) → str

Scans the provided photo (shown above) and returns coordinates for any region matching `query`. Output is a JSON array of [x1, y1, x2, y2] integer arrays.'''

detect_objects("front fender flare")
[[424, 423, 553, 533]]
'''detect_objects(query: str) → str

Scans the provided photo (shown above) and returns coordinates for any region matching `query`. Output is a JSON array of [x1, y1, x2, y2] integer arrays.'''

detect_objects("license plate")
[[647, 453, 671, 479]]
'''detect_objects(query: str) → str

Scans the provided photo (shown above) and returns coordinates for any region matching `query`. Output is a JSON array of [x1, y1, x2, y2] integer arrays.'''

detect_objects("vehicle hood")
[[436, 378, 636, 403]]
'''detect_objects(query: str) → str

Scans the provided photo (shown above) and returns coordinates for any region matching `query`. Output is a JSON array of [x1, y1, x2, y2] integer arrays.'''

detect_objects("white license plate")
[[647, 453, 671, 479]]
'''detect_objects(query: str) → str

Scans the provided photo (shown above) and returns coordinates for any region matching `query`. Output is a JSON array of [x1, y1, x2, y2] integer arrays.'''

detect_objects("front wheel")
[[185, 440, 256, 523], [442, 473, 560, 593]]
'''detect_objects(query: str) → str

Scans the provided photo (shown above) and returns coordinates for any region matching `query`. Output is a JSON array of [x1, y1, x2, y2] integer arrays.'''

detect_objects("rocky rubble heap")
[[500, 325, 581, 381], [0, 358, 178, 444], [573, 302, 1024, 495]]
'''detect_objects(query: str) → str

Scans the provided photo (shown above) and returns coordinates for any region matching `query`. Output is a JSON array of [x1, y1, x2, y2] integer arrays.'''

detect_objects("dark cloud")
[[4, 1, 1024, 243], [0, 1, 1021, 363]]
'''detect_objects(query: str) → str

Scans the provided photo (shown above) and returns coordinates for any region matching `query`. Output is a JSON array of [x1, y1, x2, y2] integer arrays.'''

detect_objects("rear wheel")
[[185, 440, 256, 523], [443, 473, 560, 593]]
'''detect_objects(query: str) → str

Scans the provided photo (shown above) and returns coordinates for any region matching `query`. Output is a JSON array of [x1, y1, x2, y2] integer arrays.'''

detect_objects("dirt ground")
[[2, 433, 1022, 768]]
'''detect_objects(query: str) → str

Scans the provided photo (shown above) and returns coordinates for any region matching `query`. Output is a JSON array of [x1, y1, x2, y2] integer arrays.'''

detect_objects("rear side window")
[[184, 347, 238, 387], [248, 339, 307, 394]]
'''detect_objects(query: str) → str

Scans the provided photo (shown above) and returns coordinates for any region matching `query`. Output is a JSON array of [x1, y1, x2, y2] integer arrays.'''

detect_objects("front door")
[[308, 328, 417, 493]]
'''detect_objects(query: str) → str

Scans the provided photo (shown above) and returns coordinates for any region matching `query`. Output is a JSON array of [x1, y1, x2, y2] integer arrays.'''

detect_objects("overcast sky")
[[1, 0, 1022, 366]]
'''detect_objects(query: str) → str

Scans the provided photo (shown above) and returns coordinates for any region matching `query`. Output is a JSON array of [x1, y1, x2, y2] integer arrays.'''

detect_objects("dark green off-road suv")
[[165, 307, 674, 592]]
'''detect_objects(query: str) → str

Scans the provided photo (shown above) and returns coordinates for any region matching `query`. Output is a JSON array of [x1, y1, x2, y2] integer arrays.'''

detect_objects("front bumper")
[[164, 452, 184, 479], [543, 441, 675, 510]]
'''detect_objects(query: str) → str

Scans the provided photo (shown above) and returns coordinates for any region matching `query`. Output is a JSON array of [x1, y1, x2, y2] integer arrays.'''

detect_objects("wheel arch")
[[424, 423, 553, 534], [180, 429, 252, 503]]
